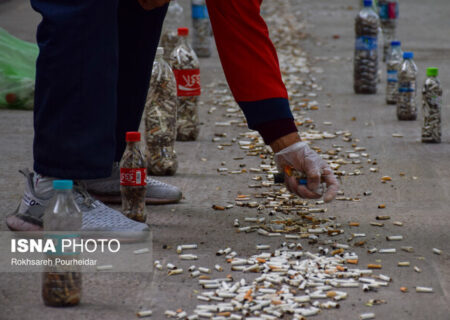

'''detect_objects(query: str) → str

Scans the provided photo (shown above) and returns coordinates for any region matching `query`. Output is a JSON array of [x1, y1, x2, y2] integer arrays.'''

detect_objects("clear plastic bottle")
[[385, 40, 402, 104], [397, 52, 418, 120], [191, 0, 212, 58], [145, 47, 178, 175], [161, 0, 184, 62], [170, 27, 201, 141], [120, 132, 147, 222], [354, 0, 379, 94], [377, 0, 399, 62], [421, 67, 442, 143], [42, 180, 82, 307]]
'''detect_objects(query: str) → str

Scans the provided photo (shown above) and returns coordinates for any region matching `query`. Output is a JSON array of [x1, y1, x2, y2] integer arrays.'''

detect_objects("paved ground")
[[0, 0, 449, 319]]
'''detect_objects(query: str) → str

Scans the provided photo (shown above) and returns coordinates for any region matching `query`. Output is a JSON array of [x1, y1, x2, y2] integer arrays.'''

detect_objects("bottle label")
[[192, 4, 208, 19], [398, 81, 415, 93], [387, 70, 398, 82], [120, 168, 147, 186], [173, 69, 201, 96], [379, 3, 398, 20], [355, 36, 377, 51]]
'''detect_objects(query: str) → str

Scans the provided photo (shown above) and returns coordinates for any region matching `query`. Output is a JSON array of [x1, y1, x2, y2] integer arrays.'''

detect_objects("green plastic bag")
[[0, 28, 39, 110]]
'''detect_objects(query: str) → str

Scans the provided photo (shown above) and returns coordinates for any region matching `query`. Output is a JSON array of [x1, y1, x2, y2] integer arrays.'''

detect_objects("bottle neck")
[[126, 141, 140, 151], [178, 35, 188, 46]]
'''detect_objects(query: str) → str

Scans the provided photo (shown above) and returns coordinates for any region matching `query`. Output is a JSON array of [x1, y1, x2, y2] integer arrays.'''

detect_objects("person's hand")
[[138, 0, 170, 10], [274, 140, 339, 202]]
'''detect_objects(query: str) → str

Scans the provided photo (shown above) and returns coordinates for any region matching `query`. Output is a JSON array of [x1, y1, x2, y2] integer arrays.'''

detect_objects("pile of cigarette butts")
[[140, 1, 442, 319]]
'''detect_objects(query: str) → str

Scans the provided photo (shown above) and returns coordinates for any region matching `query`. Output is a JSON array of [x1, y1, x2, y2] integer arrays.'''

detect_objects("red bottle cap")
[[126, 131, 141, 142], [178, 27, 189, 36]]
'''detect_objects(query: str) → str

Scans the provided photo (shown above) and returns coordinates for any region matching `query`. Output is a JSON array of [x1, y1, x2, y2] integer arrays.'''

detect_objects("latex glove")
[[138, 0, 170, 10], [274, 141, 339, 202]]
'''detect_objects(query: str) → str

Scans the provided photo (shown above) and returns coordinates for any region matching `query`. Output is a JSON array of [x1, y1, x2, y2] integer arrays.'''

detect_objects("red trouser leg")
[[206, 0, 297, 144]]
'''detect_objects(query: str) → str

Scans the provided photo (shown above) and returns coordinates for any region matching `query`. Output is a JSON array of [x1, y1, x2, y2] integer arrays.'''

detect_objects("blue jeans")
[[31, 0, 167, 179]]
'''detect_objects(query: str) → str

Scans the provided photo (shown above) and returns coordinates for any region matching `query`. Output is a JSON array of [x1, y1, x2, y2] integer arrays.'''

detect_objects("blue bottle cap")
[[53, 180, 73, 190], [390, 41, 401, 46], [363, 0, 372, 7], [403, 52, 414, 59]]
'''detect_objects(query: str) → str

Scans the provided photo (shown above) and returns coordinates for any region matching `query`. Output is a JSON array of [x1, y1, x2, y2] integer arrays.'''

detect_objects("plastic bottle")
[[170, 27, 201, 141], [120, 132, 147, 222], [354, 0, 379, 94], [42, 180, 82, 307], [145, 47, 178, 175], [397, 52, 418, 120], [385, 40, 402, 104], [161, 0, 184, 62], [377, 0, 399, 62], [191, 0, 212, 57], [421, 67, 442, 143]]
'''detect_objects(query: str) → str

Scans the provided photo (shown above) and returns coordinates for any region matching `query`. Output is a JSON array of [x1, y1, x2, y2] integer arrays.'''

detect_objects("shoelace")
[[74, 181, 98, 209]]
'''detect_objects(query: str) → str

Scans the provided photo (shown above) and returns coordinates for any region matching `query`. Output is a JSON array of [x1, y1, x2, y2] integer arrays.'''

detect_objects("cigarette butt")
[[432, 248, 442, 255], [331, 248, 344, 256], [401, 246, 414, 253], [256, 244, 270, 250], [136, 310, 153, 318], [349, 222, 360, 227], [168, 268, 183, 276], [198, 267, 211, 274], [198, 275, 210, 280], [416, 286, 433, 293], [400, 287, 408, 293], [326, 291, 337, 298], [379, 248, 396, 253], [212, 205, 225, 210], [393, 221, 403, 226], [367, 248, 378, 254], [360, 312, 375, 319], [243, 289, 253, 302], [190, 270, 200, 278], [368, 264, 382, 269], [346, 259, 358, 264], [134, 248, 150, 255], [370, 222, 384, 227], [179, 254, 198, 260], [96, 265, 113, 271], [398, 261, 410, 267], [414, 266, 422, 273], [215, 264, 223, 272], [381, 176, 392, 181], [378, 204, 386, 209], [376, 215, 390, 220], [386, 235, 403, 241]]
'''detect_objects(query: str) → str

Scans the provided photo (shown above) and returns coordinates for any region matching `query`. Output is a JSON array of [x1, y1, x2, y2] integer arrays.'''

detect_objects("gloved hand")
[[138, 0, 170, 10], [274, 141, 339, 202]]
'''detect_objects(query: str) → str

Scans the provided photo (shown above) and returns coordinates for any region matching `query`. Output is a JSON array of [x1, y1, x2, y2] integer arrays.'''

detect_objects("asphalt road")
[[0, 0, 449, 319]]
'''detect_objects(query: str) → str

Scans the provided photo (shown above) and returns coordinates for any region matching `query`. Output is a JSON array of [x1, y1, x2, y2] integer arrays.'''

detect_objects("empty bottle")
[[354, 0, 379, 94], [191, 0, 212, 57], [170, 27, 201, 141], [397, 52, 418, 120], [145, 47, 178, 175], [377, 0, 399, 62], [42, 180, 82, 307], [422, 67, 442, 143], [385, 40, 402, 104], [161, 0, 184, 62], [120, 132, 147, 222]]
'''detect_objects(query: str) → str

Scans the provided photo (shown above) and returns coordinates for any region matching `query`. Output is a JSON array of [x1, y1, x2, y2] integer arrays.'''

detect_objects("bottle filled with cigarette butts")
[[191, 0, 212, 57], [161, 0, 184, 62], [377, 0, 399, 62], [354, 0, 379, 94], [385, 40, 402, 104], [397, 52, 418, 120], [42, 180, 82, 307], [422, 67, 442, 143], [145, 47, 178, 175], [170, 27, 201, 141], [120, 132, 147, 222]]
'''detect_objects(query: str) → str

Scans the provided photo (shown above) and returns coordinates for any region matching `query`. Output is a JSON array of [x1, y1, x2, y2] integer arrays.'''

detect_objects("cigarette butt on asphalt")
[[401, 246, 414, 253], [198, 267, 211, 274], [397, 261, 410, 267], [367, 264, 382, 269], [136, 310, 153, 318], [215, 264, 223, 272], [400, 287, 408, 293], [416, 286, 433, 293], [360, 312, 375, 319], [432, 248, 442, 255], [168, 268, 183, 276], [414, 266, 422, 273], [133, 248, 150, 255], [179, 254, 198, 260], [349, 222, 360, 227], [386, 235, 403, 241], [377, 204, 386, 209]]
